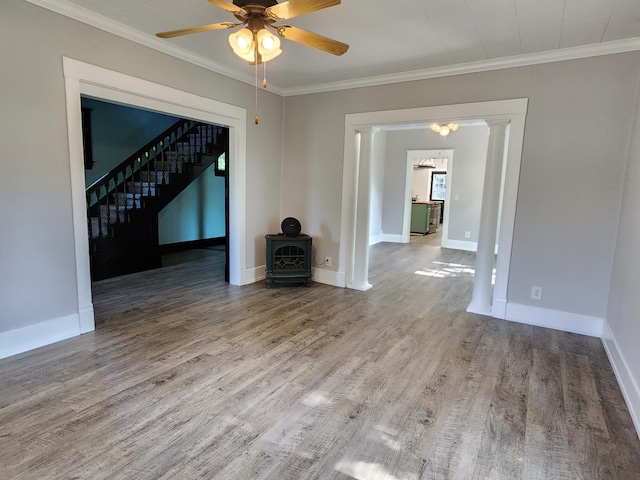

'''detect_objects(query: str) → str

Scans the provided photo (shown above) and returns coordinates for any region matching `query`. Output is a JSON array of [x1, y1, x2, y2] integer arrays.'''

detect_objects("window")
[[430, 172, 446, 201], [215, 152, 226, 177]]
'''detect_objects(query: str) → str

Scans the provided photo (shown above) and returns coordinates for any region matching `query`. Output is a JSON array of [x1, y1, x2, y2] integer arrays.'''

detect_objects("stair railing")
[[86, 120, 223, 240]]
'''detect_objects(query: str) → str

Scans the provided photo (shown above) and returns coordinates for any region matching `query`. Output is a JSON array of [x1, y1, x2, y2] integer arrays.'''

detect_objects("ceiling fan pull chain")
[[263, 62, 268, 88], [255, 55, 259, 125]]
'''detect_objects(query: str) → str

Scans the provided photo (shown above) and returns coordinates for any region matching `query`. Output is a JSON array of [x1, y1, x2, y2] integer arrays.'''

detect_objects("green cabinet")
[[411, 203, 432, 234], [411, 202, 441, 235]]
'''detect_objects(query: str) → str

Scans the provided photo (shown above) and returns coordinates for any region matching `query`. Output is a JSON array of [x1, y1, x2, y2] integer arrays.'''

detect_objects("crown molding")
[[282, 37, 640, 96], [24, 0, 287, 96], [25, 0, 640, 98]]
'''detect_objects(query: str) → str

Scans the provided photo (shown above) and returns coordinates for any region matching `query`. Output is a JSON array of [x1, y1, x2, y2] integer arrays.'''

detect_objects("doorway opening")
[[63, 57, 247, 335], [340, 99, 528, 319], [81, 96, 230, 282], [404, 149, 453, 245]]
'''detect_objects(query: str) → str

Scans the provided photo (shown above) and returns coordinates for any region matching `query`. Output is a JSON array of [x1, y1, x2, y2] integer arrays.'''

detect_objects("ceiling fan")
[[156, 0, 349, 64]]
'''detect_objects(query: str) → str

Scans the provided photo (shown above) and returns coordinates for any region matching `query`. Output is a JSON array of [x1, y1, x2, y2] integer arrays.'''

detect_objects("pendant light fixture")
[[431, 123, 459, 137]]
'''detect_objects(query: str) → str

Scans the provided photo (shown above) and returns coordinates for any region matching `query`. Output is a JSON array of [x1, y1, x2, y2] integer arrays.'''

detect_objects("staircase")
[[86, 120, 228, 281]]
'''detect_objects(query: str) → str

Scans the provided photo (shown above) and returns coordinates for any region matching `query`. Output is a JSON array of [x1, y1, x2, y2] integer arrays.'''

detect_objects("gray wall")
[[282, 53, 639, 321], [606, 80, 640, 404], [2, 0, 640, 406], [380, 127, 488, 243], [0, 0, 283, 334]]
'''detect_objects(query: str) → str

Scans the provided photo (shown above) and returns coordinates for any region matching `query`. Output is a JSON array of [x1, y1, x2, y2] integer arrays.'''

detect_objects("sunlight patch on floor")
[[413, 261, 497, 284], [335, 459, 407, 480], [414, 261, 475, 278], [372, 425, 401, 451], [303, 391, 332, 407]]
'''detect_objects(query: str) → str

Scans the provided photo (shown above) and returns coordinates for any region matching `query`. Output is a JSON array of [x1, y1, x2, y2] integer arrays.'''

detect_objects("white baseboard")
[[347, 281, 373, 291], [381, 234, 406, 244], [601, 321, 640, 440], [467, 301, 492, 317], [246, 265, 345, 288], [442, 238, 478, 251], [242, 266, 265, 285], [313, 268, 346, 288], [79, 303, 95, 334], [369, 233, 383, 246], [491, 297, 508, 319], [504, 302, 604, 337], [0, 314, 82, 360]]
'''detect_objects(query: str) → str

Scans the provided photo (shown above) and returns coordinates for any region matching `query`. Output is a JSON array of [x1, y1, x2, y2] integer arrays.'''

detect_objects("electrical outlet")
[[465, 231, 471, 239], [324, 256, 332, 267], [531, 286, 543, 300]]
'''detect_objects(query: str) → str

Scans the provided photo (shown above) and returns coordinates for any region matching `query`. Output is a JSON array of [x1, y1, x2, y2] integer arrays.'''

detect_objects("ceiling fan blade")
[[276, 25, 348, 56], [156, 22, 237, 39], [266, 0, 341, 21], [206, 0, 247, 16]]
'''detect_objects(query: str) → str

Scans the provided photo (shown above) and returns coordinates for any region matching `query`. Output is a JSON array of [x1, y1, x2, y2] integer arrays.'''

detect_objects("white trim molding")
[[504, 303, 604, 338], [246, 266, 345, 288], [24, 0, 640, 97], [369, 233, 383, 246], [283, 38, 640, 96], [0, 314, 81, 360], [341, 99, 528, 317], [313, 268, 346, 288], [601, 321, 640, 438], [57, 57, 248, 358], [442, 239, 478, 252], [244, 266, 266, 285], [381, 234, 406, 244], [25, 0, 265, 92]]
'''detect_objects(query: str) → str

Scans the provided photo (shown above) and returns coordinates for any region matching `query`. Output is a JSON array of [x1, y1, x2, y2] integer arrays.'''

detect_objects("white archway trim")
[[340, 99, 528, 319], [63, 57, 247, 334]]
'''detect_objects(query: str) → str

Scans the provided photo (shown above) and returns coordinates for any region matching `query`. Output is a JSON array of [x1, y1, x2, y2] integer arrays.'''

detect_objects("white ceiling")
[[28, 0, 640, 95]]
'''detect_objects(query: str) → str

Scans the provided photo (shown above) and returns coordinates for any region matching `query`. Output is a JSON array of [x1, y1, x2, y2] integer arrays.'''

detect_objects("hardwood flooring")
[[1, 235, 639, 479]]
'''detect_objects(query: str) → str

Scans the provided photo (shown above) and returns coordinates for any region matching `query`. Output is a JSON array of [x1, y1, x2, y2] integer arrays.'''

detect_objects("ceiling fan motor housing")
[[233, 0, 278, 7]]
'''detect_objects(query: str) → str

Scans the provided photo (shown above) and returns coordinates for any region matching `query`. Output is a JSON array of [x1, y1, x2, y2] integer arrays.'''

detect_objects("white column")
[[468, 120, 509, 315], [348, 127, 376, 291]]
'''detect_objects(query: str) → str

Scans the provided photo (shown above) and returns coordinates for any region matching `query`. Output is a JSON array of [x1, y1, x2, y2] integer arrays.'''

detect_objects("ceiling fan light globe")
[[261, 48, 282, 62], [448, 123, 459, 132], [229, 28, 254, 56], [430, 124, 440, 133], [239, 47, 256, 62], [440, 126, 450, 136], [257, 29, 281, 55], [237, 36, 250, 49]]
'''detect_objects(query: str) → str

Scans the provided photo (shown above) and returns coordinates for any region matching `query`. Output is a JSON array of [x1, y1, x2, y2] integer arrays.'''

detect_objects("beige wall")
[[282, 53, 640, 320], [0, 0, 284, 333]]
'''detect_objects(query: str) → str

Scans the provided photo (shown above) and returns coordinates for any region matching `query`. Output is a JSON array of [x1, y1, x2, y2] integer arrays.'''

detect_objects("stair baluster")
[[87, 119, 225, 280]]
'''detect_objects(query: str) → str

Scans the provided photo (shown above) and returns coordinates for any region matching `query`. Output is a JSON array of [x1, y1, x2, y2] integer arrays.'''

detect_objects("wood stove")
[[265, 234, 312, 287]]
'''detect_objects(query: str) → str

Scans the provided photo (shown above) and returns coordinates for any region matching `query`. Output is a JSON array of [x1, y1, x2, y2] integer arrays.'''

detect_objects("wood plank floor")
[[1, 235, 639, 479]]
